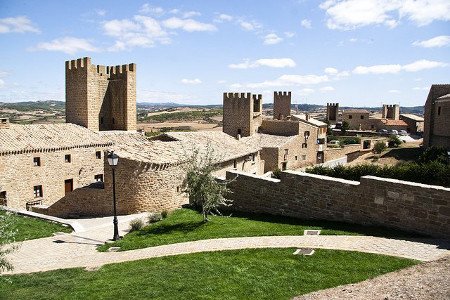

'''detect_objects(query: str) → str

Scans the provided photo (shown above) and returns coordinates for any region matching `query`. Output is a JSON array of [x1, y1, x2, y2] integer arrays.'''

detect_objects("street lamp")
[[107, 150, 120, 241]]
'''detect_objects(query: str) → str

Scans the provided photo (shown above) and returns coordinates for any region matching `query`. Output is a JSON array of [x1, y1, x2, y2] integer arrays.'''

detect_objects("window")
[[100, 117, 104, 124], [302, 155, 307, 160], [112, 118, 115, 124], [0, 191, 6, 206], [33, 157, 41, 166], [95, 174, 104, 182], [96, 151, 102, 159], [64, 179, 73, 195], [281, 162, 287, 171], [304, 131, 310, 140], [360, 115, 364, 119], [348, 115, 353, 119], [302, 143, 308, 148], [65, 154, 71, 163], [177, 186, 181, 193], [438, 106, 441, 116], [33, 185, 43, 198], [233, 159, 237, 168], [295, 156, 298, 161]]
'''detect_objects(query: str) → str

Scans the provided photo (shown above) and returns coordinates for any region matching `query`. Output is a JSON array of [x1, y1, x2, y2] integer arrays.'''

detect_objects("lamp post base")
[[112, 216, 120, 241]]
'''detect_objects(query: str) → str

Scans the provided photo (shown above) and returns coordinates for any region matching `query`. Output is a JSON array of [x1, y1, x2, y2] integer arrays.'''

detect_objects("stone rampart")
[[226, 170, 450, 238]]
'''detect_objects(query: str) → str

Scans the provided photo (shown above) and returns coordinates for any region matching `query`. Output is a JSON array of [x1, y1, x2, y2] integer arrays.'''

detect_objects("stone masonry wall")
[[0, 146, 105, 210], [260, 119, 300, 136], [226, 170, 450, 238], [423, 84, 450, 147], [273, 91, 291, 120]]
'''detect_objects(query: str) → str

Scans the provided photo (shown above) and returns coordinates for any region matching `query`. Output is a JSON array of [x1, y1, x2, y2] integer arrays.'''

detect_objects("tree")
[[182, 144, 233, 222], [341, 121, 349, 134], [373, 141, 387, 154], [0, 208, 17, 274], [388, 135, 402, 148]]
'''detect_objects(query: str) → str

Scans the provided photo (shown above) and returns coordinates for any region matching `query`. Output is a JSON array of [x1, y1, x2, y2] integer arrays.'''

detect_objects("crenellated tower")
[[326, 102, 339, 123], [223, 92, 262, 138], [273, 91, 291, 120], [382, 104, 400, 120], [65, 57, 136, 131]]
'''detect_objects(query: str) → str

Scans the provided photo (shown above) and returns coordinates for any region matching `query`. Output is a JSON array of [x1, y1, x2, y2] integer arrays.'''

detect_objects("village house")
[[423, 84, 450, 148]]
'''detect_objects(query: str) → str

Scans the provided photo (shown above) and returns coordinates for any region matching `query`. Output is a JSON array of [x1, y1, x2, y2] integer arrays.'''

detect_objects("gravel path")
[[294, 255, 450, 300]]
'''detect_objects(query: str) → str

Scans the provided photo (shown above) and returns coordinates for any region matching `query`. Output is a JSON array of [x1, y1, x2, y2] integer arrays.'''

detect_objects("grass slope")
[[0, 211, 71, 242], [0, 249, 417, 300], [99, 209, 418, 252]]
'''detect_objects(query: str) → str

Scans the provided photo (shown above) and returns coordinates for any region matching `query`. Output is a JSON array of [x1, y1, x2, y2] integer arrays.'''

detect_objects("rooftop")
[[0, 123, 111, 154], [380, 119, 408, 126], [400, 114, 424, 122], [437, 93, 450, 100], [291, 114, 327, 127], [343, 109, 370, 114], [241, 133, 297, 149]]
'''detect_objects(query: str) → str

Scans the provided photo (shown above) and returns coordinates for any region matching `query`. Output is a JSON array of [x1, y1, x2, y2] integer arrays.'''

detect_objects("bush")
[[161, 210, 169, 219], [129, 218, 144, 232], [148, 213, 162, 223], [272, 168, 281, 179], [388, 135, 402, 148], [373, 141, 387, 154], [419, 146, 449, 164]]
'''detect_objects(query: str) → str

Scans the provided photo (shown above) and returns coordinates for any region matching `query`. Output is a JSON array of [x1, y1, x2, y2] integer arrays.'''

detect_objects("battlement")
[[66, 57, 136, 76], [382, 104, 400, 120], [274, 91, 291, 98], [252, 94, 262, 101], [327, 102, 339, 106], [223, 92, 252, 101], [0, 117, 10, 129]]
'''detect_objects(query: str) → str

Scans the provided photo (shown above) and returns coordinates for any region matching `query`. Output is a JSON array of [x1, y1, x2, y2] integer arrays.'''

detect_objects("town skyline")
[[0, 0, 449, 106]]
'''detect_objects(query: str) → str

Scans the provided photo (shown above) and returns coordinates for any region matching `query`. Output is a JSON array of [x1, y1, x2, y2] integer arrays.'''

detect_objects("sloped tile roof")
[[241, 133, 297, 149]]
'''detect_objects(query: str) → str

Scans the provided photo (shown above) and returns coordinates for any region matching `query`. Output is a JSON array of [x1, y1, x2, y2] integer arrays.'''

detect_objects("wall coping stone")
[[362, 175, 450, 191], [284, 170, 361, 185]]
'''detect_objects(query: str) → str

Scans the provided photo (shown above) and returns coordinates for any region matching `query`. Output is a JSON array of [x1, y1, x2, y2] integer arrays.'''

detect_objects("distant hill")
[[0, 100, 65, 112]]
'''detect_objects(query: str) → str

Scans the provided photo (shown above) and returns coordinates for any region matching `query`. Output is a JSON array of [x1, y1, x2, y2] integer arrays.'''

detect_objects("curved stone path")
[[4, 227, 450, 275]]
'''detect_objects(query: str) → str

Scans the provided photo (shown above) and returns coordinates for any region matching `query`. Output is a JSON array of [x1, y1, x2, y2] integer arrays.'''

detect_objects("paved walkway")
[[3, 213, 449, 275]]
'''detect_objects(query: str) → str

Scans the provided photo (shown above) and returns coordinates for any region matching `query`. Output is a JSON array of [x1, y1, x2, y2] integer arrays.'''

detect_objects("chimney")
[[305, 113, 310, 121], [0, 118, 10, 129]]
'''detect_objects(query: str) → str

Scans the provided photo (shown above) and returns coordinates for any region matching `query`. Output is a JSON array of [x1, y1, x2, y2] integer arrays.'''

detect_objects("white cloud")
[[0, 79, 5, 89], [96, 9, 106, 17], [182, 11, 201, 18], [320, 0, 450, 30], [239, 20, 262, 31], [246, 74, 329, 88], [181, 78, 202, 84], [284, 31, 295, 38], [215, 14, 234, 22], [301, 19, 312, 29], [320, 86, 335, 92], [162, 17, 217, 32], [103, 15, 169, 51], [229, 58, 296, 69], [402, 59, 447, 72], [299, 88, 315, 95], [353, 59, 447, 74], [32, 37, 99, 54], [349, 38, 358, 42], [139, 4, 164, 15], [389, 89, 400, 93], [324, 67, 339, 75], [0, 16, 40, 33], [413, 86, 428, 91], [217, 80, 227, 84], [264, 33, 283, 45], [413, 36, 450, 48]]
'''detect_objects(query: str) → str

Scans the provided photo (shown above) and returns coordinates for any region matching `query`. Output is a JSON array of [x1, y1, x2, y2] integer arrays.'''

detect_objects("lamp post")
[[107, 151, 120, 241]]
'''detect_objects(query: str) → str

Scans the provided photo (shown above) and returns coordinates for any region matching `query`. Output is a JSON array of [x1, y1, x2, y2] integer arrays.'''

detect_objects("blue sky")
[[0, 0, 449, 106]]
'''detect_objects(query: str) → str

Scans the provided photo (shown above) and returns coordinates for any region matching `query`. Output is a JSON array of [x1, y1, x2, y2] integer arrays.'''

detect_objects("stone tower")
[[382, 104, 400, 120], [65, 57, 137, 131], [223, 92, 262, 138], [273, 91, 291, 120], [326, 103, 339, 123]]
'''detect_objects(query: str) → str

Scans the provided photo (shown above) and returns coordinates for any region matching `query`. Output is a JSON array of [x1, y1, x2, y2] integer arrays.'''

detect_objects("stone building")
[[382, 104, 400, 120], [423, 84, 450, 148], [341, 107, 408, 132], [0, 123, 111, 209], [399, 114, 424, 134], [326, 103, 339, 123], [342, 109, 372, 130], [222, 91, 326, 171], [66, 57, 136, 131]]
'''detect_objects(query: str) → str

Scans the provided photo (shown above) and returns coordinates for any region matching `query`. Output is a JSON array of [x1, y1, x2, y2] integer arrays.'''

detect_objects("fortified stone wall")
[[226, 170, 450, 238], [273, 91, 291, 120], [223, 92, 262, 137], [324, 144, 362, 162], [382, 104, 400, 120], [423, 84, 450, 147], [0, 146, 106, 210], [65, 57, 136, 131], [260, 119, 300, 136], [326, 103, 339, 122], [48, 157, 188, 217]]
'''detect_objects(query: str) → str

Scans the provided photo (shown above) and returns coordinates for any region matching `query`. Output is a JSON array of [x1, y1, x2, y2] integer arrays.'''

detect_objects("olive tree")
[[0, 208, 17, 273], [182, 144, 233, 222]]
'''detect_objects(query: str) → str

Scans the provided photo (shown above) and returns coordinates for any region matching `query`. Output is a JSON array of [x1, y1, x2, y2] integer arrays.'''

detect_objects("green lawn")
[[99, 208, 418, 252], [0, 249, 417, 300], [0, 210, 72, 242]]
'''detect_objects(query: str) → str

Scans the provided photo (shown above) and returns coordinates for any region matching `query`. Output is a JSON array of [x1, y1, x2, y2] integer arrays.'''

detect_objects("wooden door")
[[64, 179, 73, 195]]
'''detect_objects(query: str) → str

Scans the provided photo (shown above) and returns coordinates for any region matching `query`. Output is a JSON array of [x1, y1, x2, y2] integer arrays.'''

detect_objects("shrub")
[[419, 146, 449, 164], [161, 210, 169, 219], [148, 213, 162, 223], [272, 168, 281, 179], [373, 141, 386, 154], [388, 135, 402, 148], [129, 218, 144, 232]]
